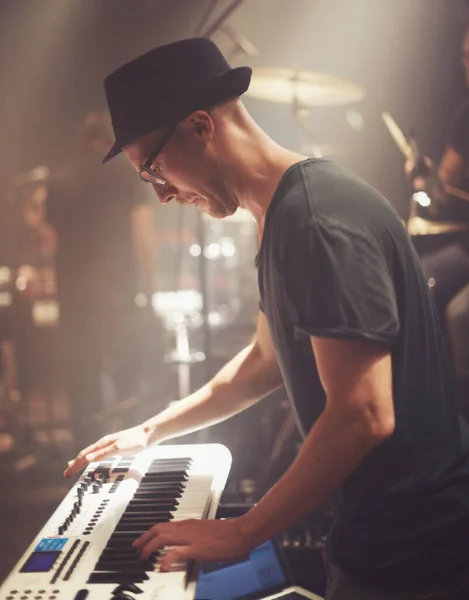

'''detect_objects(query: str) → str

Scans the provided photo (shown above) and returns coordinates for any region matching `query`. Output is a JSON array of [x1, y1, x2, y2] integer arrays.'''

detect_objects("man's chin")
[[201, 199, 237, 220]]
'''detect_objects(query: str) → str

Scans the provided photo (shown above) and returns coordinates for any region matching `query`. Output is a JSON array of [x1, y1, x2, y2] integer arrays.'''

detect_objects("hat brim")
[[102, 65, 252, 164]]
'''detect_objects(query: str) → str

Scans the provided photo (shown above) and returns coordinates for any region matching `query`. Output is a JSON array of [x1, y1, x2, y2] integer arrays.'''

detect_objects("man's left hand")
[[132, 518, 255, 571]]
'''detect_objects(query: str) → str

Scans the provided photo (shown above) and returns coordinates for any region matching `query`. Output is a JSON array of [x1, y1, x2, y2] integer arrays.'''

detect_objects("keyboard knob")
[[113, 584, 143, 595]]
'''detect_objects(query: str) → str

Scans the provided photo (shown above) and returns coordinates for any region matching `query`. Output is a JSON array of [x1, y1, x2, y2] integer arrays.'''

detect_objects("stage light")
[[220, 238, 236, 257], [189, 244, 202, 257], [204, 243, 222, 260], [413, 191, 431, 207]]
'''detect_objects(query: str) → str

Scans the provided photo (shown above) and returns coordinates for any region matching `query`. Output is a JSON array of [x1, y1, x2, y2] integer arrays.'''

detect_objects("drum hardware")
[[152, 290, 206, 400], [246, 68, 365, 107], [246, 67, 364, 159], [219, 24, 259, 62], [407, 213, 469, 237], [382, 110, 469, 232]]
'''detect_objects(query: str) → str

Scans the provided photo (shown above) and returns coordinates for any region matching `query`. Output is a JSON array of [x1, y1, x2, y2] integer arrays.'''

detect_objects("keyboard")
[[0, 443, 232, 600]]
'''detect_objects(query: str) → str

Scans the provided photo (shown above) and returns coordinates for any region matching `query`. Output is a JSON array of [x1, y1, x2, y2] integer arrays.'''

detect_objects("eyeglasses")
[[138, 123, 178, 187]]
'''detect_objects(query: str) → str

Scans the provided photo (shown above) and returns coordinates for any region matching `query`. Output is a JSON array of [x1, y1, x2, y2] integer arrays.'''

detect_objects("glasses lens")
[[140, 169, 166, 186]]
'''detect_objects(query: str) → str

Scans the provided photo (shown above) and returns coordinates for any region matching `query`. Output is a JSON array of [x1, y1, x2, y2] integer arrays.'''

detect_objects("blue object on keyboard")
[[195, 539, 287, 600]]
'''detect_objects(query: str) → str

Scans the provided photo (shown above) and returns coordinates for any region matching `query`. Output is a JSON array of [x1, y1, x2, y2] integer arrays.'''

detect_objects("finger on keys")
[[133, 524, 163, 550], [140, 533, 176, 561], [85, 445, 117, 463], [160, 547, 193, 572], [63, 450, 92, 477], [64, 438, 112, 477]]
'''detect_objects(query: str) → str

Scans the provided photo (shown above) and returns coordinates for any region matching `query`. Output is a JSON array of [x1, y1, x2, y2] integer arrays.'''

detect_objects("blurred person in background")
[[46, 110, 163, 451], [65, 40, 469, 600], [406, 24, 469, 421]]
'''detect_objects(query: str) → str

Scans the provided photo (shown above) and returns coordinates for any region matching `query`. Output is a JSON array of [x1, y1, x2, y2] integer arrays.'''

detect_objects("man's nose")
[[153, 184, 177, 204]]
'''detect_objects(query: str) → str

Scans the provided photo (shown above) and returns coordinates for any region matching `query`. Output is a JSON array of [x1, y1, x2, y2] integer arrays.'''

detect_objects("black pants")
[[420, 242, 469, 420]]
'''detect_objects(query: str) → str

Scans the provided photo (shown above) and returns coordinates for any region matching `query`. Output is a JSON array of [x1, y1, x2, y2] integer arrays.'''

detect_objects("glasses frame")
[[138, 122, 178, 187]]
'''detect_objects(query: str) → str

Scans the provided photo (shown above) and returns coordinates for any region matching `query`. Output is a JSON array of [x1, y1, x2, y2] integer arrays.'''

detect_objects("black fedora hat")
[[102, 38, 252, 163]]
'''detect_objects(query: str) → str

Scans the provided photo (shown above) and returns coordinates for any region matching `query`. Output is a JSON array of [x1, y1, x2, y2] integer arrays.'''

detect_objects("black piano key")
[[87, 572, 148, 584], [115, 520, 171, 532], [145, 464, 189, 470], [139, 483, 183, 489], [117, 518, 172, 526], [108, 531, 140, 538], [129, 494, 180, 500], [143, 468, 188, 475], [134, 490, 182, 497], [135, 486, 185, 499], [123, 505, 177, 514], [141, 473, 187, 481], [99, 555, 158, 565], [105, 537, 139, 545], [98, 556, 156, 565], [100, 550, 159, 560], [94, 561, 155, 572], [137, 483, 184, 490], [107, 535, 140, 544], [119, 512, 173, 521], [127, 498, 179, 507], [132, 488, 182, 495], [121, 512, 174, 519], [118, 515, 170, 522], [133, 492, 181, 500], [139, 478, 184, 483], [127, 498, 179, 505], [105, 539, 142, 548], [146, 469, 189, 474], [100, 552, 141, 560], [146, 458, 191, 467], [106, 537, 140, 547], [116, 520, 168, 528], [114, 526, 152, 533], [147, 457, 190, 463]]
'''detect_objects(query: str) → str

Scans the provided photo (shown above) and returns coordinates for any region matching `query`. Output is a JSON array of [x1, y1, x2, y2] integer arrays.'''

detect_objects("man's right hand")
[[64, 424, 152, 478]]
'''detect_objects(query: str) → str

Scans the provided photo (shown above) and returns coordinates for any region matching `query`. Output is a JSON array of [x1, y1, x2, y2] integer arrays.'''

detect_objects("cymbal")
[[245, 68, 365, 107]]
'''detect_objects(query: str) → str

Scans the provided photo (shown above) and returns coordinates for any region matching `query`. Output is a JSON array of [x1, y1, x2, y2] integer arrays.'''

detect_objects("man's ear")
[[183, 110, 214, 141]]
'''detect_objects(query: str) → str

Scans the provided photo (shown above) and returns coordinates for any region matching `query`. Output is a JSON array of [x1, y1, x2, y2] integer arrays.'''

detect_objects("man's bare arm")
[[142, 310, 282, 443], [65, 311, 283, 476], [239, 336, 395, 544], [438, 146, 464, 187]]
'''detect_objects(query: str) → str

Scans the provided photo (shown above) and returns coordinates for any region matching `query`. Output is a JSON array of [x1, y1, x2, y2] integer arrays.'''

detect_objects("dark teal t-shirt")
[[256, 159, 469, 590]]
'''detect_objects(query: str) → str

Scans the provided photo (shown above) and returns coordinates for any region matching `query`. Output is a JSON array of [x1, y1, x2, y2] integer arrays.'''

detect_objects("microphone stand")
[[189, 0, 250, 444]]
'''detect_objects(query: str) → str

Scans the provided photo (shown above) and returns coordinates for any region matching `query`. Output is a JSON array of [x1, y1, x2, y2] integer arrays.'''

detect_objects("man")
[[406, 25, 469, 421], [47, 110, 161, 450], [65, 39, 469, 599]]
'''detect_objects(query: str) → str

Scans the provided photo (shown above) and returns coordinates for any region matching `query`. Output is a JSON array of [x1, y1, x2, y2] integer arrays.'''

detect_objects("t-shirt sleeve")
[[279, 219, 400, 344], [448, 103, 469, 156]]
